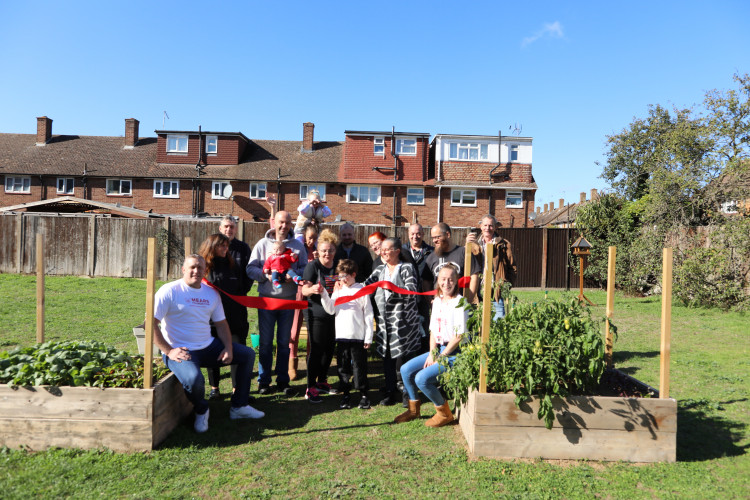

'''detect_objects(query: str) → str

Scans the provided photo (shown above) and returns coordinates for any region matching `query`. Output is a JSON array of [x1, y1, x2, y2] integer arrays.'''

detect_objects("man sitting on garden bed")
[[153, 254, 264, 433]]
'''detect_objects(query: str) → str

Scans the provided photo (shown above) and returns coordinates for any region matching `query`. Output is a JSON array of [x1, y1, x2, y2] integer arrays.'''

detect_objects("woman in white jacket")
[[395, 264, 468, 427]]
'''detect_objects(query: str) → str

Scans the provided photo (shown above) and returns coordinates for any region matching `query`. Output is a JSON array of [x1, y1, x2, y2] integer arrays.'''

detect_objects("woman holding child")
[[395, 264, 468, 427], [300, 229, 339, 403], [365, 237, 423, 406]]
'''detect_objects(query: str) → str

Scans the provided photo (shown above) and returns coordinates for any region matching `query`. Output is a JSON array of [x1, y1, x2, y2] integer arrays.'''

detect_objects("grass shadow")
[[677, 398, 749, 461]]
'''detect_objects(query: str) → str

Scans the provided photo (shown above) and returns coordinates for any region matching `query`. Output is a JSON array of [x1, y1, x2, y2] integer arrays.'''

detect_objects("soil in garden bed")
[[587, 368, 659, 398]]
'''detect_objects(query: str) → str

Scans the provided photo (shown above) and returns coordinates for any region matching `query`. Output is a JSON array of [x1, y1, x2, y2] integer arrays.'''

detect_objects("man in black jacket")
[[334, 222, 373, 282]]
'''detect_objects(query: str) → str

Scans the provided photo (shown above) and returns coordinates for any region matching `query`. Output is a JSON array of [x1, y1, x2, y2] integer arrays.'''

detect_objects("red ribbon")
[[201, 275, 471, 311], [202, 279, 308, 310], [332, 276, 471, 306]]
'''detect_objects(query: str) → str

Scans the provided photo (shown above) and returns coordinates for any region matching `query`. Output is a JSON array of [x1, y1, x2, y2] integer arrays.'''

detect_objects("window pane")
[[258, 183, 266, 198], [23, 178, 30, 191], [206, 136, 217, 153], [452, 190, 461, 203], [449, 143, 457, 159], [122, 181, 131, 194], [480, 144, 488, 159], [464, 191, 475, 204], [349, 187, 358, 202], [469, 148, 478, 160]]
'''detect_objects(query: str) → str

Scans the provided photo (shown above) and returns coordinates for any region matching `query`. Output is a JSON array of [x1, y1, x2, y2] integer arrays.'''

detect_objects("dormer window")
[[510, 144, 519, 162], [167, 134, 188, 153], [206, 135, 218, 154], [374, 137, 385, 156], [396, 138, 417, 156], [449, 142, 488, 161]]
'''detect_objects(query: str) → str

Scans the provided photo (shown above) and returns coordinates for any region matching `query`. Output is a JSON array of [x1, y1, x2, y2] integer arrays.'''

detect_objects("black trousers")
[[337, 340, 369, 394], [382, 346, 411, 394], [207, 330, 248, 389], [306, 313, 336, 388]]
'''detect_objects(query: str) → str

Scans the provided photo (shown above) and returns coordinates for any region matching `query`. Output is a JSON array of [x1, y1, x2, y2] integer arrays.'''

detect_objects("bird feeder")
[[571, 236, 594, 305]]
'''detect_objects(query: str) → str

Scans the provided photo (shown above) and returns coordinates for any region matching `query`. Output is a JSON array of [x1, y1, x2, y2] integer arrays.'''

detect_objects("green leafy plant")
[[0, 341, 169, 388], [441, 296, 609, 428]]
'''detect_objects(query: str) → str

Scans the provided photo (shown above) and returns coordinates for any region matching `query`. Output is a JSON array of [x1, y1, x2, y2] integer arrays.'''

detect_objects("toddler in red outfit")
[[264, 241, 301, 289]]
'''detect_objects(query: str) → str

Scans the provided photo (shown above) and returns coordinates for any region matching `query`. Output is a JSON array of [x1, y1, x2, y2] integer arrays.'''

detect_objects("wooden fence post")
[[605, 246, 616, 368], [478, 242, 494, 393], [464, 241, 477, 304], [161, 217, 170, 281], [87, 215, 96, 277], [238, 218, 245, 242], [144, 238, 156, 389], [540, 227, 548, 289], [660, 248, 673, 399], [36, 235, 44, 343], [16, 213, 23, 273], [184, 236, 192, 257]]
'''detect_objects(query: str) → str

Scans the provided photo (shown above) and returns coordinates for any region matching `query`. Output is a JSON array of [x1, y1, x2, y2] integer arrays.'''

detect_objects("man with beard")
[[334, 222, 372, 282], [423, 222, 480, 302]]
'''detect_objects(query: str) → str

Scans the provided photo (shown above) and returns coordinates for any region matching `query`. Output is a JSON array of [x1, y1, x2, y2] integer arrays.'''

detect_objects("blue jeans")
[[163, 337, 255, 415], [493, 299, 505, 321], [257, 308, 293, 386], [400, 346, 456, 406]]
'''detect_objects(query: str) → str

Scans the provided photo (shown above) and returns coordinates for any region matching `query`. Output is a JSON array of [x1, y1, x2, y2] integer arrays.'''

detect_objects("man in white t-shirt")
[[154, 254, 264, 433]]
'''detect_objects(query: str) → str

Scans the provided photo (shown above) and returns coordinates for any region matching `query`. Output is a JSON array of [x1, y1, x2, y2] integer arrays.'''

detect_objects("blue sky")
[[1, 1, 748, 210]]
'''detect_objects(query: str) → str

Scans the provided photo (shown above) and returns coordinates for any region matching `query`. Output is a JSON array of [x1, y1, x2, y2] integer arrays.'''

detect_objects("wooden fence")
[[0, 214, 578, 287]]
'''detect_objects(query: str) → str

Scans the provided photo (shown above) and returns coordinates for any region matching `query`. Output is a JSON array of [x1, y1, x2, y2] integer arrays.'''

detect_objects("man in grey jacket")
[[246, 210, 307, 395]]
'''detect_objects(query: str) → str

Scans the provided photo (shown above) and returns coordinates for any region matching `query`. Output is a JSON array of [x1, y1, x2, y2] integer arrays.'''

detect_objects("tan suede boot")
[[393, 400, 422, 423], [288, 357, 299, 381], [425, 402, 455, 427]]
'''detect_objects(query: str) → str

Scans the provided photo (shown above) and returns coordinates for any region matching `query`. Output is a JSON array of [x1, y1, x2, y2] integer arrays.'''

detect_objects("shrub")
[[440, 296, 608, 428]]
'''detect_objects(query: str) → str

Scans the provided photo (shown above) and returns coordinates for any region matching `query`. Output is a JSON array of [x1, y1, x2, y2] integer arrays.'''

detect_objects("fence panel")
[[94, 218, 164, 278], [496, 228, 544, 288], [22, 216, 90, 275], [0, 215, 19, 273]]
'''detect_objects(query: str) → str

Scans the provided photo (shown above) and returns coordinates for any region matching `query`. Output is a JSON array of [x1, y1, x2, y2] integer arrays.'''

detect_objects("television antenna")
[[162, 111, 170, 128], [509, 123, 523, 136]]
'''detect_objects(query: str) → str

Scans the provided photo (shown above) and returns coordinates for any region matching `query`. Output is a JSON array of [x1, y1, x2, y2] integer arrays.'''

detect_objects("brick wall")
[[342, 135, 429, 182], [441, 161, 533, 184]]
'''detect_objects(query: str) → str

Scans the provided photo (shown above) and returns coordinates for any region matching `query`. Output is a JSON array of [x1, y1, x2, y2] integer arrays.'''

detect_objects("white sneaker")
[[194, 409, 209, 433], [230, 405, 265, 420]]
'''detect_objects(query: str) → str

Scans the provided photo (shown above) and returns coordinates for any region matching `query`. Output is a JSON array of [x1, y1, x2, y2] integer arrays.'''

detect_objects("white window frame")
[[250, 182, 267, 199], [721, 200, 739, 214], [448, 142, 488, 161], [4, 176, 31, 194], [407, 187, 424, 205], [153, 180, 180, 198], [205, 135, 218, 154], [106, 179, 132, 196], [509, 144, 519, 162], [450, 189, 476, 207], [56, 177, 74, 195], [300, 184, 326, 201], [212, 181, 231, 200], [506, 191, 523, 208], [167, 134, 188, 153], [347, 185, 381, 204], [373, 137, 385, 156], [396, 138, 417, 156]]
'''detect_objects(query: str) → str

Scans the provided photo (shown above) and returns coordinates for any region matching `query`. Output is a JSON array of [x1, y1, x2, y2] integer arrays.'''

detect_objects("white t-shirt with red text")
[[429, 295, 468, 345], [154, 280, 226, 351]]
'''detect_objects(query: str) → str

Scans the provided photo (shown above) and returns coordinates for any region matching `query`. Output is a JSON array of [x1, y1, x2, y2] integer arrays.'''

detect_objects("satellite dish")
[[222, 184, 233, 198]]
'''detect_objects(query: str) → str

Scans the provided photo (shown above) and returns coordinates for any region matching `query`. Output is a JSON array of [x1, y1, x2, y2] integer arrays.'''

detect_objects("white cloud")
[[522, 21, 564, 47]]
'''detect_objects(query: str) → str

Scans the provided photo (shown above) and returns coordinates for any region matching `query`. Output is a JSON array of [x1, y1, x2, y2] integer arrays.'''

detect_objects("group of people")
[[153, 193, 516, 434]]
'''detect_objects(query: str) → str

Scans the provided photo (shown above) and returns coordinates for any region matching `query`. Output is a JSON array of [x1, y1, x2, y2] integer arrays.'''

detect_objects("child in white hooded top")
[[319, 259, 374, 409]]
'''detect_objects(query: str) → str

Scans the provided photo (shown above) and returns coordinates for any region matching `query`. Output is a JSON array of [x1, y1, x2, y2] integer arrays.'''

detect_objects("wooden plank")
[[36, 235, 44, 343], [16, 213, 23, 273], [87, 215, 96, 277], [161, 217, 170, 281], [540, 227, 548, 289], [470, 425, 676, 463], [660, 248, 673, 399], [0, 385, 154, 420], [478, 243, 493, 393], [469, 392, 677, 433], [152, 373, 191, 447], [606, 245, 616, 368], [0, 418, 153, 452], [144, 238, 156, 389]]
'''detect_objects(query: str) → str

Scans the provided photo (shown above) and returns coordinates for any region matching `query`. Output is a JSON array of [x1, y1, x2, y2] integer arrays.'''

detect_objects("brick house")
[[1, 117, 537, 228]]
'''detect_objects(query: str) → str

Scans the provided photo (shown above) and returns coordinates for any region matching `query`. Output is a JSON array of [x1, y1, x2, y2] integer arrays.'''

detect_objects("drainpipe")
[[488, 130, 503, 218]]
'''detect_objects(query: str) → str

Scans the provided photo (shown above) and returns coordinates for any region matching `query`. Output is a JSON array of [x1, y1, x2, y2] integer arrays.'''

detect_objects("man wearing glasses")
[[423, 223, 481, 302]]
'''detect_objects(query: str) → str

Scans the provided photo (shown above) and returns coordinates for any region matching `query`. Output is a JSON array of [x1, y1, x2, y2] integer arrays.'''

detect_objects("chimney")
[[302, 122, 314, 152], [580, 192, 586, 203], [536, 206, 541, 214], [543, 203, 548, 212], [36, 116, 52, 146], [559, 198, 565, 209], [591, 188, 598, 201], [124, 118, 139, 149]]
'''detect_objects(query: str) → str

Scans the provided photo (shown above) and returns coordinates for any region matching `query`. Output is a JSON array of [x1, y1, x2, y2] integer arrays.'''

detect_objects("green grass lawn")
[[1, 275, 748, 498]]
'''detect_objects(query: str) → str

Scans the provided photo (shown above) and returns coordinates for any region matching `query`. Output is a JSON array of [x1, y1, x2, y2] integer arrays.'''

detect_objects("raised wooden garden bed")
[[0, 372, 191, 452], [459, 373, 677, 463]]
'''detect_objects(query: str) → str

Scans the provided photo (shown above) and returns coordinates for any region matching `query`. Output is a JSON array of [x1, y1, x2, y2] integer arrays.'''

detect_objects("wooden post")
[[16, 213, 23, 273], [237, 218, 245, 242], [464, 241, 476, 304], [36, 235, 44, 343], [478, 242, 494, 393], [87, 215, 96, 277], [540, 228, 548, 289], [184, 236, 192, 257], [605, 246, 616, 368], [161, 217, 170, 281], [144, 238, 157, 389], [659, 248, 673, 399]]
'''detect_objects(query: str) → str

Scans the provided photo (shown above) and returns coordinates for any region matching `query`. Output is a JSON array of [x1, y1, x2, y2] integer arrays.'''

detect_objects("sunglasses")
[[337, 274, 350, 280]]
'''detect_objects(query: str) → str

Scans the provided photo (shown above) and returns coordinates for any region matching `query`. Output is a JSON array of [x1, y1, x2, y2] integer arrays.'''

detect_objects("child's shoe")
[[358, 395, 371, 409], [316, 382, 339, 395], [305, 386, 322, 403], [273, 280, 281, 289], [339, 394, 351, 409], [293, 275, 301, 285]]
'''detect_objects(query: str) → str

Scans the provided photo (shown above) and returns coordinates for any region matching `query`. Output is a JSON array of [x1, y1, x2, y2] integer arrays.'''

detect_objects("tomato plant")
[[440, 296, 613, 428], [0, 341, 169, 388]]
